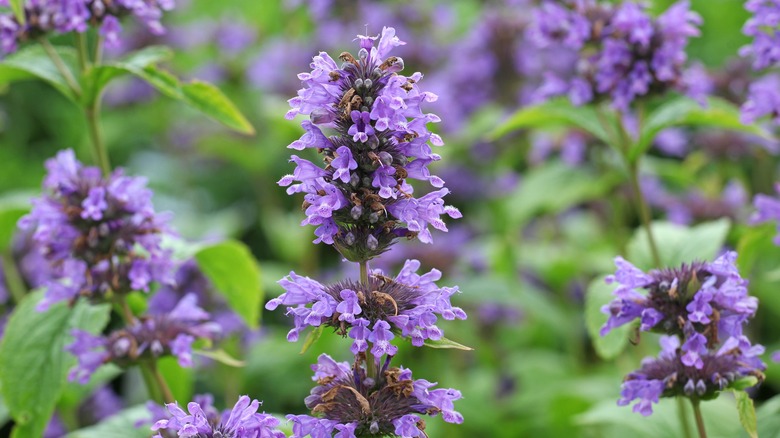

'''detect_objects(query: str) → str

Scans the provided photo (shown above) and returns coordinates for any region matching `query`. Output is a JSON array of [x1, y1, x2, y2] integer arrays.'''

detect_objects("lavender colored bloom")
[[19, 149, 174, 311], [751, 182, 780, 244], [266, 259, 466, 350], [741, 74, 780, 124], [741, 0, 780, 70], [152, 395, 284, 438], [618, 334, 765, 415], [288, 353, 462, 437], [280, 27, 460, 261], [528, 1, 702, 110], [66, 294, 220, 384], [0, 0, 176, 55], [601, 252, 757, 341]]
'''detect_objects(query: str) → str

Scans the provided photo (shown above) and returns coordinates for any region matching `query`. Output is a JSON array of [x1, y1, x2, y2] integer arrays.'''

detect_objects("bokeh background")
[[2, 0, 780, 437]]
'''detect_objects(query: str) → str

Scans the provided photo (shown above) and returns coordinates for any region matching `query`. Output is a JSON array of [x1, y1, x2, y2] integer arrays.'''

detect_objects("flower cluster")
[[280, 26, 460, 261], [527, 0, 703, 110], [19, 149, 173, 311], [741, 0, 780, 70], [619, 334, 765, 416], [152, 395, 284, 438], [266, 259, 466, 353], [601, 252, 765, 414], [287, 353, 462, 438], [66, 294, 220, 383], [0, 0, 175, 55]]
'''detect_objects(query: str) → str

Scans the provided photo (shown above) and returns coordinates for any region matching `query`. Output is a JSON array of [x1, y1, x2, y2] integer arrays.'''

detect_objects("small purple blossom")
[[751, 182, 780, 245], [152, 395, 284, 438], [19, 150, 174, 311], [266, 259, 466, 351], [288, 353, 462, 437], [66, 294, 220, 384]]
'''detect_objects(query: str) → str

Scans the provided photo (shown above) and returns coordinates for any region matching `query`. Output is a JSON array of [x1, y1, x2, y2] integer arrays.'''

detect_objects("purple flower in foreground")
[[281, 27, 460, 261], [266, 259, 466, 351], [66, 294, 220, 384], [19, 149, 173, 311], [0, 0, 176, 55], [741, 0, 780, 70], [152, 395, 284, 438], [528, 0, 702, 110], [619, 334, 765, 415], [600, 252, 757, 342], [288, 353, 462, 437]]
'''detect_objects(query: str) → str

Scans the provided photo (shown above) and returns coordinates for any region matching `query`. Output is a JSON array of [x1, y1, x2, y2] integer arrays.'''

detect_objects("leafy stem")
[[39, 38, 82, 97]]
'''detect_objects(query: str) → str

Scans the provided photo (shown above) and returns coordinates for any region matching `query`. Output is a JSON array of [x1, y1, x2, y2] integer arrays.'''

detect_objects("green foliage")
[[194, 240, 263, 329], [0, 291, 110, 438], [584, 276, 630, 360], [83, 46, 173, 106], [0, 45, 79, 101], [421, 336, 474, 351], [9, 0, 24, 24], [0, 191, 32, 251], [627, 219, 731, 269], [299, 325, 324, 354], [632, 97, 772, 161], [490, 98, 615, 145], [193, 348, 246, 367], [65, 405, 153, 438], [731, 391, 759, 438]]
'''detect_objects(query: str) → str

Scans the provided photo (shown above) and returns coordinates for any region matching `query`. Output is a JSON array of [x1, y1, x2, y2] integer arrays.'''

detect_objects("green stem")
[[691, 399, 708, 438], [359, 261, 377, 380], [148, 359, 175, 404], [627, 159, 662, 267], [94, 35, 104, 66], [677, 397, 695, 438], [85, 103, 111, 177], [1, 252, 26, 303], [75, 32, 89, 70], [39, 39, 82, 96]]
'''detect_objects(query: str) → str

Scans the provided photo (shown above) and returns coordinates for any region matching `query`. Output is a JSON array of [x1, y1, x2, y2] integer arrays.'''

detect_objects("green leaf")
[[728, 376, 759, 391], [633, 97, 772, 161], [123, 65, 254, 134], [0, 291, 110, 438], [731, 391, 759, 438], [158, 356, 194, 404], [491, 98, 614, 145], [181, 81, 255, 135], [194, 240, 262, 329], [584, 276, 630, 360], [421, 336, 474, 351], [627, 219, 731, 270], [0, 45, 79, 101], [65, 405, 153, 438], [10, 0, 24, 25], [193, 348, 246, 367], [300, 325, 324, 354], [503, 161, 621, 227], [737, 223, 777, 275], [82, 46, 173, 106], [0, 191, 33, 251]]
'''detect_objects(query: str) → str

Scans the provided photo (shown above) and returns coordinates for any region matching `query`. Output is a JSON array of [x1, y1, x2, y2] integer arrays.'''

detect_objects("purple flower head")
[[266, 259, 466, 352], [752, 182, 780, 245], [152, 395, 285, 438], [618, 334, 765, 415], [19, 149, 174, 311], [601, 252, 757, 342], [741, 0, 780, 70], [528, 1, 703, 110], [282, 27, 459, 262], [289, 353, 462, 437], [0, 0, 176, 55], [66, 294, 220, 384], [741, 74, 780, 124]]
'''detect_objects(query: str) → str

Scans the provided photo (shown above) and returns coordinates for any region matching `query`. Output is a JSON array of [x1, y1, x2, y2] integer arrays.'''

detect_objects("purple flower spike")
[[20, 149, 174, 310], [283, 26, 458, 261]]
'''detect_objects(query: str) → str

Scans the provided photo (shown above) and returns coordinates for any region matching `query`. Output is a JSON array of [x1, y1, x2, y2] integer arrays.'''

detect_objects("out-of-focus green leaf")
[[0, 191, 32, 251], [490, 98, 614, 145], [194, 240, 262, 329], [65, 405, 152, 438], [0, 45, 79, 101], [728, 376, 759, 392], [633, 97, 772, 161], [193, 348, 246, 367], [10, 0, 24, 25], [585, 276, 630, 360], [300, 325, 324, 354], [121, 65, 254, 134], [730, 391, 758, 438], [83, 46, 173, 106], [627, 219, 731, 270], [737, 223, 776, 275], [0, 291, 110, 438], [421, 336, 474, 351], [503, 161, 621, 227], [158, 356, 194, 404]]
